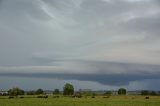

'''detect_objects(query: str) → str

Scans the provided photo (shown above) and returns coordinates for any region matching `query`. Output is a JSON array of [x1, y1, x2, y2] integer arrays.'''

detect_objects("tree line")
[[4, 83, 160, 97], [7, 83, 74, 97]]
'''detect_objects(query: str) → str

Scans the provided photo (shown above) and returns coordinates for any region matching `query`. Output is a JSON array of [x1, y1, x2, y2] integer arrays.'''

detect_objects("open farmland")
[[0, 96, 160, 106]]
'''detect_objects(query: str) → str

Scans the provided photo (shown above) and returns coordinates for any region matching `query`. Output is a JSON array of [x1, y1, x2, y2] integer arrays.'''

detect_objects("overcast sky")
[[0, 0, 160, 91]]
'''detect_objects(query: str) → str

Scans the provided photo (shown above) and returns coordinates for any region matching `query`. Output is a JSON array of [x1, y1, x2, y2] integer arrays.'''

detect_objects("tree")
[[158, 91, 160, 96], [104, 91, 112, 96], [141, 90, 149, 95], [150, 91, 157, 96], [26, 91, 36, 95], [8, 87, 24, 97], [36, 89, 44, 95], [53, 89, 60, 95], [63, 83, 74, 95], [118, 88, 126, 95]]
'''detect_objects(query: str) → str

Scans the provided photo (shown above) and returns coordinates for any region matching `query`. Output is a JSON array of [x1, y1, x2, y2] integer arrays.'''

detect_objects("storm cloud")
[[0, 0, 160, 90]]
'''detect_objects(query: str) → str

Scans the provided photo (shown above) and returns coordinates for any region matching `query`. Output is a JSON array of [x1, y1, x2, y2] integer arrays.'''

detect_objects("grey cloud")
[[0, 76, 119, 90], [127, 79, 160, 90], [0, 61, 160, 86], [0, 72, 160, 86], [0, 0, 160, 89], [128, 13, 159, 34], [1, 60, 160, 74]]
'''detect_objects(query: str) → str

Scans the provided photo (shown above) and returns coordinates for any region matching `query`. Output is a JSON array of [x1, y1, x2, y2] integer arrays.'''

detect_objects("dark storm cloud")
[[0, 72, 160, 86], [1, 61, 160, 86]]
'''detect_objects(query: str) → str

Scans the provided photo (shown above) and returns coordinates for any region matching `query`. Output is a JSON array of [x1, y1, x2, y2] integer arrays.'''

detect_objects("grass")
[[0, 95, 160, 106]]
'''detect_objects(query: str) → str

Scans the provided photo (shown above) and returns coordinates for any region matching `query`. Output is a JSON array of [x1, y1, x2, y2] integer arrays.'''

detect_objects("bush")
[[103, 96, 110, 98], [37, 95, 48, 98], [91, 93, 96, 98], [8, 96, 14, 99], [73, 92, 82, 98]]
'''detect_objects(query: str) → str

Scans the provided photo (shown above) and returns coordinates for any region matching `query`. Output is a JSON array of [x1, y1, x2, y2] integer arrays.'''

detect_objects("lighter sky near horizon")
[[0, 0, 160, 90]]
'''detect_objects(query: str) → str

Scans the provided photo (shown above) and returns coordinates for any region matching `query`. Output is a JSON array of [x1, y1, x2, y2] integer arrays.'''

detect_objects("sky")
[[0, 0, 160, 91]]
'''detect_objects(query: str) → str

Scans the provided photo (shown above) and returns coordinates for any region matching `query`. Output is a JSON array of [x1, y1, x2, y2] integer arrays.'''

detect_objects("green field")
[[0, 96, 160, 106]]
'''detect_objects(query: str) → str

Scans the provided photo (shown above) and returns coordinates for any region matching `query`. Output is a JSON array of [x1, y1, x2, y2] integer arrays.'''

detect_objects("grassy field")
[[0, 96, 160, 106]]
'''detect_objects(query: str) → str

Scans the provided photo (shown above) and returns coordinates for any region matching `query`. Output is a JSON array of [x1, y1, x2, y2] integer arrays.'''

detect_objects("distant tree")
[[26, 91, 36, 95], [36, 89, 44, 95], [150, 91, 157, 96], [8, 87, 24, 97], [53, 89, 60, 95], [63, 83, 74, 95], [104, 91, 112, 96], [118, 88, 126, 95], [141, 90, 149, 95], [158, 91, 160, 96]]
